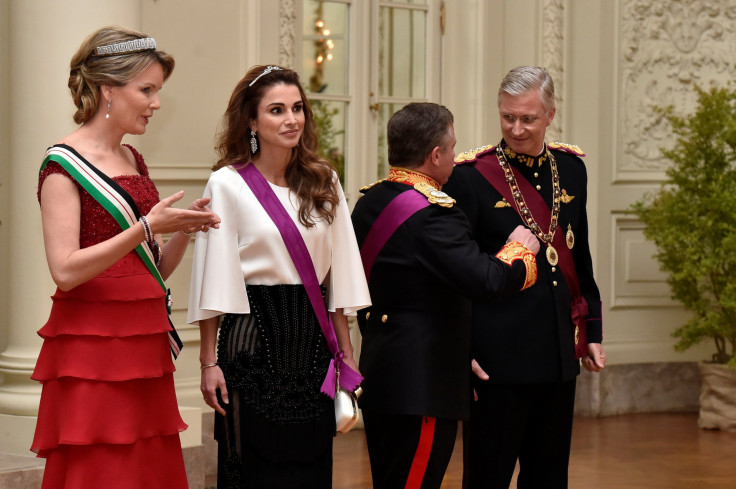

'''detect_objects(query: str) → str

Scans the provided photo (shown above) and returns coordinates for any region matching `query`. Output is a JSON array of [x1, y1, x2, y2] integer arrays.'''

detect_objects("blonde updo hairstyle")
[[68, 26, 175, 124]]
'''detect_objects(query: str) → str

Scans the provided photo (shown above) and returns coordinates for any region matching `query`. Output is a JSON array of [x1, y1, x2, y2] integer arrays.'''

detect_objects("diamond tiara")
[[96, 37, 157, 56], [249, 66, 283, 87]]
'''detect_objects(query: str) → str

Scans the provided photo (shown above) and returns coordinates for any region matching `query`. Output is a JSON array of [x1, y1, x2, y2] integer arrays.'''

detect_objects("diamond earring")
[[250, 130, 258, 153], [106, 99, 111, 120]]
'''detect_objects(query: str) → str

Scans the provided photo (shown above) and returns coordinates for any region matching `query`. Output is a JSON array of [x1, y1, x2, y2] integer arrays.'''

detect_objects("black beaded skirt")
[[215, 284, 336, 489]]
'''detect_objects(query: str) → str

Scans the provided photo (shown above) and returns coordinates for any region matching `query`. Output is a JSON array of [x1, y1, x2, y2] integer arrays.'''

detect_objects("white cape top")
[[187, 165, 371, 323]]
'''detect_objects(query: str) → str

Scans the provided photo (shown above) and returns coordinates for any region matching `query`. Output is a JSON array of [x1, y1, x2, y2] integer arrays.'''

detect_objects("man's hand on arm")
[[471, 358, 489, 401], [506, 225, 540, 254]]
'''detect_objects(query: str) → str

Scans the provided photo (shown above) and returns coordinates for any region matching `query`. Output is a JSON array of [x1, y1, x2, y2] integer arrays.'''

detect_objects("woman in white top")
[[188, 65, 370, 488]]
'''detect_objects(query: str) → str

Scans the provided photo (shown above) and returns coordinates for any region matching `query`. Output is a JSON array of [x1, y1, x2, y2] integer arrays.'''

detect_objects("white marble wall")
[[576, 362, 701, 417]]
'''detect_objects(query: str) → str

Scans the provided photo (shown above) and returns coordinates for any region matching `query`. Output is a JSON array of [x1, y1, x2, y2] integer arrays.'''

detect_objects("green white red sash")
[[40, 144, 183, 358]]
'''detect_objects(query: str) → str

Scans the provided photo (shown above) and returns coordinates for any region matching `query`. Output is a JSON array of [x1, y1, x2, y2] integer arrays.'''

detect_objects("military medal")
[[566, 224, 575, 249], [497, 144, 561, 267]]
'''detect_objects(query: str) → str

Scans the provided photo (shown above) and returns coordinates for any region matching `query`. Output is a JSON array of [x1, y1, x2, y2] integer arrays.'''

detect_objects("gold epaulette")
[[547, 141, 585, 157], [414, 181, 455, 208], [454, 144, 496, 163], [495, 241, 538, 290], [360, 179, 385, 193]]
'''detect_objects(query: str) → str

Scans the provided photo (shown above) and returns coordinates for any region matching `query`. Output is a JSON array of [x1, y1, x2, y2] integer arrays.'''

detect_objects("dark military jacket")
[[444, 141, 603, 384], [351, 178, 533, 420]]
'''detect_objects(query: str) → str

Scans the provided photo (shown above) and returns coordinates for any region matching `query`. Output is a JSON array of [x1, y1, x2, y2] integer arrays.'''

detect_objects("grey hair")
[[497, 66, 555, 112]]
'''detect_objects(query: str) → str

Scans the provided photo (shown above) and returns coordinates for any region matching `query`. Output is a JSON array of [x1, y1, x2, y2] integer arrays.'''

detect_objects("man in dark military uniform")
[[351, 102, 539, 489], [443, 66, 606, 489]]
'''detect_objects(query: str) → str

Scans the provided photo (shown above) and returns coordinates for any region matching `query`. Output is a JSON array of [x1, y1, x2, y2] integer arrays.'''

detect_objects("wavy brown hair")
[[213, 65, 338, 227], [68, 26, 175, 124]]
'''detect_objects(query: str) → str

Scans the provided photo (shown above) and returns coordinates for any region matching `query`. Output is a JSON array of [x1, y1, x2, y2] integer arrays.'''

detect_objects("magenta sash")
[[472, 152, 590, 359], [360, 189, 430, 282], [236, 163, 361, 397]]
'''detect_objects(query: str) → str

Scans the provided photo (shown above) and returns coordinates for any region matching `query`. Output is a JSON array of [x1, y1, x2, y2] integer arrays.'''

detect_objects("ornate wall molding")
[[610, 213, 674, 308], [279, 0, 297, 68], [619, 0, 736, 177], [542, 0, 565, 143]]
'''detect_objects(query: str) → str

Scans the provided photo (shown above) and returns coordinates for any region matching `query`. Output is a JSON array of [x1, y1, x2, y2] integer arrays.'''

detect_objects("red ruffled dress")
[[31, 145, 188, 489]]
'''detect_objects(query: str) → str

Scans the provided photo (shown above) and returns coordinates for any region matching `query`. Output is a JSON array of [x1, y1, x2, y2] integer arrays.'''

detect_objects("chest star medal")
[[566, 224, 575, 249]]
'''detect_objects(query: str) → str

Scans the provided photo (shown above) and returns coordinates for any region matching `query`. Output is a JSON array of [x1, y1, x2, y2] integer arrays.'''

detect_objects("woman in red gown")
[[32, 26, 219, 488]]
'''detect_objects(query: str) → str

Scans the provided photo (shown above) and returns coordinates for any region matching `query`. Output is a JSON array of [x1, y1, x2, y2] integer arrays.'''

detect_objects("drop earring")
[[105, 98, 111, 120], [250, 130, 258, 153]]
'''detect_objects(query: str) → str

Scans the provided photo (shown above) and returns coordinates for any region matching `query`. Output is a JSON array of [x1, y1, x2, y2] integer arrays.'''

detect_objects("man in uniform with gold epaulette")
[[444, 66, 606, 489], [351, 102, 539, 489]]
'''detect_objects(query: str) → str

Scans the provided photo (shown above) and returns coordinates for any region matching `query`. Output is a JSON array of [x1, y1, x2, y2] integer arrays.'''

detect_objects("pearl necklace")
[[496, 144, 561, 266]]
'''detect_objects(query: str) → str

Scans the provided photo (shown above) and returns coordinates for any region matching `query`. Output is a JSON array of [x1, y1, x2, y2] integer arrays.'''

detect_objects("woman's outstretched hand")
[[146, 191, 221, 235], [181, 197, 220, 234]]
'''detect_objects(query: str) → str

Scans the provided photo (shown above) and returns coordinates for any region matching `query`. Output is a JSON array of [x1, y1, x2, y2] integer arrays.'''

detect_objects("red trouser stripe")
[[405, 416, 436, 489]]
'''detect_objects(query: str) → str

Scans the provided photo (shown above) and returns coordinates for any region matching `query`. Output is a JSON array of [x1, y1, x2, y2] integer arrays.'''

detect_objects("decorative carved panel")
[[611, 213, 675, 308], [280, 0, 297, 68], [542, 0, 565, 143], [618, 0, 736, 180]]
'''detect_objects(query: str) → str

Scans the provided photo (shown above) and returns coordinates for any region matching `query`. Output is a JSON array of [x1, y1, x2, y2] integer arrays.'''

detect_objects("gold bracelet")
[[200, 362, 218, 371]]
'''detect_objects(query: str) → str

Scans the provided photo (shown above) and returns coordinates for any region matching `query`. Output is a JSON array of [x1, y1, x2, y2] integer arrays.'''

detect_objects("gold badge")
[[560, 189, 575, 204], [546, 244, 559, 266], [566, 224, 575, 249], [494, 199, 511, 208]]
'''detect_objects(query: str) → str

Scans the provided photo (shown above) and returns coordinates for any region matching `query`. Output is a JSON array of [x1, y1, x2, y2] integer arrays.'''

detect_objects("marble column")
[[0, 0, 140, 456]]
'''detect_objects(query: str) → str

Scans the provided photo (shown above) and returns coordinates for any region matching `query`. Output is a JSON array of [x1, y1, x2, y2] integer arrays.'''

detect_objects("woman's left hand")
[[201, 365, 228, 416], [342, 352, 361, 377]]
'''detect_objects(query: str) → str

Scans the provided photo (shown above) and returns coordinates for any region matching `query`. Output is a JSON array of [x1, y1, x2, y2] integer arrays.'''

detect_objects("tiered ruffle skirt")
[[31, 255, 188, 489]]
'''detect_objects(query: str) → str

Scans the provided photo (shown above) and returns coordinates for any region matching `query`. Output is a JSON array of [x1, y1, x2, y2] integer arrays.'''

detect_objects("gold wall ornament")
[[566, 224, 575, 249]]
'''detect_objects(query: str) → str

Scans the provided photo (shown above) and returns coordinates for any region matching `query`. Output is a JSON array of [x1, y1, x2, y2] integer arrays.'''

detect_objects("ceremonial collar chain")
[[96, 37, 156, 56], [387, 167, 441, 191], [503, 143, 549, 168], [496, 143, 562, 266]]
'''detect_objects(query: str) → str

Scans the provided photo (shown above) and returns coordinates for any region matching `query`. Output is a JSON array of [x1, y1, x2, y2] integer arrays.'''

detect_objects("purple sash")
[[236, 163, 361, 397], [360, 189, 430, 282]]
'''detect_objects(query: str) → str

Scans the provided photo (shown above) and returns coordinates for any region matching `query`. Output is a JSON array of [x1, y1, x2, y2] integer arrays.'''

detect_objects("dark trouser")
[[463, 380, 576, 489], [363, 411, 458, 489]]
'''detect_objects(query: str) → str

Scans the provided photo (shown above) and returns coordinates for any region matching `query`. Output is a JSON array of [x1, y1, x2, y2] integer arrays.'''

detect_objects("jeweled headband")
[[96, 37, 157, 56], [249, 65, 282, 87]]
